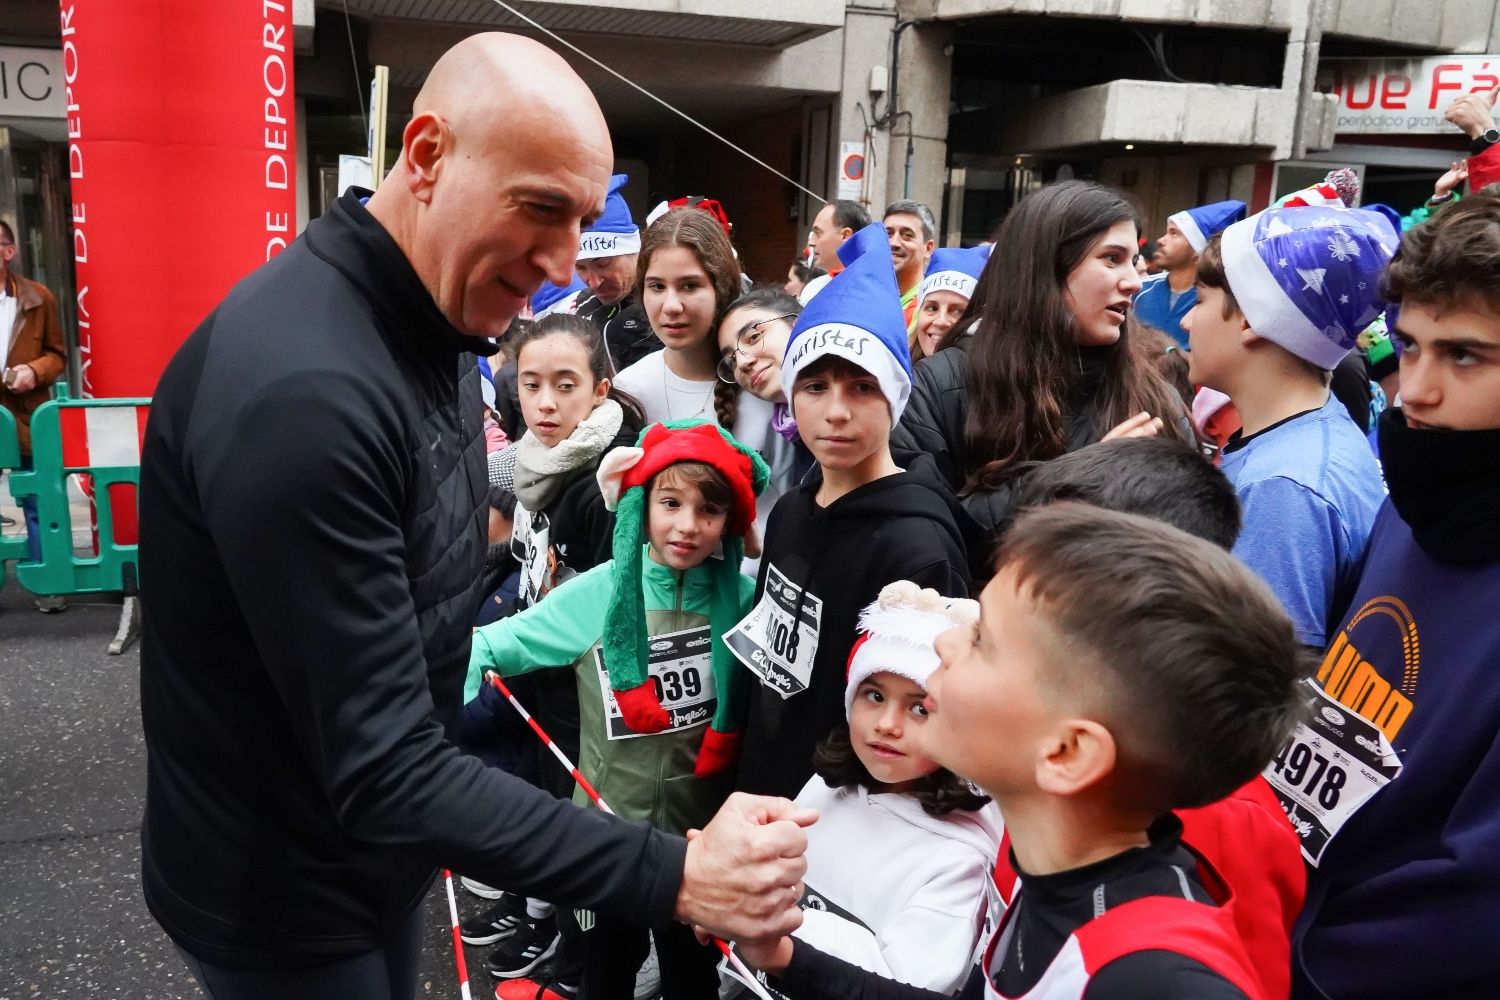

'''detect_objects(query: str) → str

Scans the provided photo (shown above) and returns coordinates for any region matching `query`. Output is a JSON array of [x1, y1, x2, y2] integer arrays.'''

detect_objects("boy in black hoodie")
[[729, 223, 970, 799]]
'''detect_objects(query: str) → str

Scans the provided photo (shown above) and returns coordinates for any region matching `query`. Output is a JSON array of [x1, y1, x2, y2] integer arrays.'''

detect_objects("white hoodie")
[[790, 777, 1003, 993]]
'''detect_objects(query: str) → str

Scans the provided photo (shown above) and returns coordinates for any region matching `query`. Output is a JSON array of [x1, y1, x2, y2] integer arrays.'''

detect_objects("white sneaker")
[[634, 934, 662, 1000], [460, 875, 505, 899]]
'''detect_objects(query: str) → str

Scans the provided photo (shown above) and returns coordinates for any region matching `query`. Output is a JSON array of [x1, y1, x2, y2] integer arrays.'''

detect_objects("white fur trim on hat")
[[917, 271, 978, 308], [1220, 217, 1349, 370], [577, 229, 640, 261], [781, 322, 913, 423], [595, 446, 645, 511], [844, 581, 980, 719], [1169, 210, 1208, 254]]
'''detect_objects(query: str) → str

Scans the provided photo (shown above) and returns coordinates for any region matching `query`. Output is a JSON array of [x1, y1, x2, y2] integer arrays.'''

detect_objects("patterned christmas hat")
[[844, 581, 979, 719], [1220, 205, 1399, 369], [595, 420, 770, 734], [578, 174, 639, 260], [781, 222, 913, 420], [1168, 200, 1247, 254], [917, 244, 993, 307]]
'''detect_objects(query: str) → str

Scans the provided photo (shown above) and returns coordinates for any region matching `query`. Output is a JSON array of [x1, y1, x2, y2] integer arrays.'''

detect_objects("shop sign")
[[0, 46, 65, 119], [1324, 56, 1500, 134]]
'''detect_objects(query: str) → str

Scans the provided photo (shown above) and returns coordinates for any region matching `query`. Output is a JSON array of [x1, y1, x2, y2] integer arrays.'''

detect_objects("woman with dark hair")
[[893, 180, 1192, 541], [714, 287, 816, 482]]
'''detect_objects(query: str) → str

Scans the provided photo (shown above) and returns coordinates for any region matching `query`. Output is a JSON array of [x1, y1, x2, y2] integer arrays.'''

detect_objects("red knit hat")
[[604, 421, 761, 537]]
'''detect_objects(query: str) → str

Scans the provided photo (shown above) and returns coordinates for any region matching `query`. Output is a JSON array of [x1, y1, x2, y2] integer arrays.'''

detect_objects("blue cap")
[[1169, 200, 1248, 253], [917, 244, 993, 306], [578, 174, 639, 260]]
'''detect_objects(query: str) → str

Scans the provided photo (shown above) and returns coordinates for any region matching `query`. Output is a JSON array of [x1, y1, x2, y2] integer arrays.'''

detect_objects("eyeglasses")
[[716, 313, 797, 384]]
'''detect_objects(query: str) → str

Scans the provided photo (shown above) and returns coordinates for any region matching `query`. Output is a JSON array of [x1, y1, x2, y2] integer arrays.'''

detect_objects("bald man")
[[139, 34, 812, 998]]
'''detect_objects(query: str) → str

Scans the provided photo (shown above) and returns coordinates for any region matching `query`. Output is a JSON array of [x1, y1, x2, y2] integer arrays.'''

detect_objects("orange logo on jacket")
[[1317, 596, 1418, 742]]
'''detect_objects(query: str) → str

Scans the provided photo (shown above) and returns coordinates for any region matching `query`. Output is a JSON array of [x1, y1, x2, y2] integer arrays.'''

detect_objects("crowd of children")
[[455, 169, 1500, 1000]]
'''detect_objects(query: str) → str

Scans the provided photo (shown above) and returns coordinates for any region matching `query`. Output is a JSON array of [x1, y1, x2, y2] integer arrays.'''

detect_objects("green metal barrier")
[[0, 406, 28, 567], [7, 390, 149, 599]]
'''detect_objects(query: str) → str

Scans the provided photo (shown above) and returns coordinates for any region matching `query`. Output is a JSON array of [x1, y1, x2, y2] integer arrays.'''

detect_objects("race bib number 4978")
[[725, 565, 822, 699], [1265, 679, 1403, 866]]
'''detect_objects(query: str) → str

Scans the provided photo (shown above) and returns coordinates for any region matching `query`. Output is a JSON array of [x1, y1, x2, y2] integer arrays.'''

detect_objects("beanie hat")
[[1322, 167, 1362, 208], [578, 174, 639, 261], [916, 244, 993, 307], [1275, 183, 1344, 210], [1220, 205, 1399, 370], [530, 274, 586, 317], [595, 420, 770, 737], [1167, 200, 1247, 254], [781, 222, 913, 420], [844, 581, 979, 719]]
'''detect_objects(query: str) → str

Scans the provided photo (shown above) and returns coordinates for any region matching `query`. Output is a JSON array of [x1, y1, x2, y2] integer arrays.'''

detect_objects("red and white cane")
[[484, 671, 777, 1000], [442, 868, 473, 1000]]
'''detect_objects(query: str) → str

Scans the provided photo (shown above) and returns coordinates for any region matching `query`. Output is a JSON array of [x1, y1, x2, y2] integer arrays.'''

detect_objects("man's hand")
[[1445, 85, 1499, 139], [675, 792, 817, 942], [1434, 160, 1469, 199], [5, 365, 37, 394]]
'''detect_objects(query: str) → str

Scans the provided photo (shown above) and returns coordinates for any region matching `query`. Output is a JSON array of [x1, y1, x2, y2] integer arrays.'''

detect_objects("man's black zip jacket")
[[138, 190, 685, 968]]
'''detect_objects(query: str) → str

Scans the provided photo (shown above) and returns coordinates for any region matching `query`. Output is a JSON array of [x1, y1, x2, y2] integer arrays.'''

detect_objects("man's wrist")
[[1471, 126, 1499, 155]]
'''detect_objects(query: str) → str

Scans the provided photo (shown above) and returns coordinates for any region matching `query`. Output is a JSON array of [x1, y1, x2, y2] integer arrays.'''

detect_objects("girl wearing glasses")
[[715, 288, 815, 484]]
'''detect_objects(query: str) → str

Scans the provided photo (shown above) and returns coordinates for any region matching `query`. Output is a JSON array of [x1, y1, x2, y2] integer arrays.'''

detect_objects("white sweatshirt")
[[790, 777, 1003, 994]]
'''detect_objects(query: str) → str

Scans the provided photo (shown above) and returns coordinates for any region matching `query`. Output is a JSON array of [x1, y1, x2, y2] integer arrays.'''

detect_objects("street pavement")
[[0, 567, 487, 999]]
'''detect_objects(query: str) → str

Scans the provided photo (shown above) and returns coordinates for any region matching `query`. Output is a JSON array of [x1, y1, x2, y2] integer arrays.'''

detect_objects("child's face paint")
[[1393, 300, 1500, 431], [645, 476, 730, 572], [848, 671, 941, 792]]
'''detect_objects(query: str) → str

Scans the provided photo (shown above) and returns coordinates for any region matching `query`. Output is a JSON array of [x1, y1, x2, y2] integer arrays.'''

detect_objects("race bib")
[[724, 565, 822, 698], [1265, 679, 1403, 866], [595, 626, 716, 740]]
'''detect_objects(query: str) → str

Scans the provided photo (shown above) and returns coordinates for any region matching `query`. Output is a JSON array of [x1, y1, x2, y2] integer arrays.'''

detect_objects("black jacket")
[[138, 190, 684, 967], [891, 344, 1113, 548], [575, 291, 659, 374], [734, 456, 971, 799]]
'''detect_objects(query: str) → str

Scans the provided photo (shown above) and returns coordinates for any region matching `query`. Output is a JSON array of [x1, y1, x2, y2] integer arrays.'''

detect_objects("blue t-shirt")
[[1221, 394, 1386, 646], [1132, 275, 1196, 348]]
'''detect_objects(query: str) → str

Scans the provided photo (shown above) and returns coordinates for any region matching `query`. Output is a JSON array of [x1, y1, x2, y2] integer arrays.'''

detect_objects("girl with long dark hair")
[[893, 180, 1191, 538]]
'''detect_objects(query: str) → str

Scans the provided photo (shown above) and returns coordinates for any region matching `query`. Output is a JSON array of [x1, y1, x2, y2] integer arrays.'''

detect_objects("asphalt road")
[[0, 576, 484, 1000]]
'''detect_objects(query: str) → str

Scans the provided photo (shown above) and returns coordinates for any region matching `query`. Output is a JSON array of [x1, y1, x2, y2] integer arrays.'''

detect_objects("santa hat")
[[917, 244, 993, 308], [781, 222, 913, 420], [646, 195, 733, 237], [595, 420, 770, 736], [530, 274, 586, 317], [578, 174, 639, 261], [1275, 183, 1345, 210], [1220, 205, 1399, 370], [844, 581, 979, 719], [1167, 200, 1247, 254]]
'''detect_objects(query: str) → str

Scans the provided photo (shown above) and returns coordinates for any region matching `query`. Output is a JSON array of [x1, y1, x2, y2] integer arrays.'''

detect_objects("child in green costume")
[[465, 418, 769, 999]]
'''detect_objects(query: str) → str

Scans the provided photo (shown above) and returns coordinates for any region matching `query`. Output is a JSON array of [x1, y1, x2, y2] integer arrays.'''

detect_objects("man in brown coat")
[[2, 219, 68, 608]]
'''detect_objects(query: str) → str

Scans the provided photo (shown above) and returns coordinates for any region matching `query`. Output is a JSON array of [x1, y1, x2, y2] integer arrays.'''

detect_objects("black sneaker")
[[486, 919, 560, 979], [462, 893, 529, 946]]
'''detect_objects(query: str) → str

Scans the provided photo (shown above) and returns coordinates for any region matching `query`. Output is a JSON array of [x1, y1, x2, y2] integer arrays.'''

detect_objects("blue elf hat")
[[1169, 199, 1248, 253], [1220, 205, 1399, 370], [529, 274, 586, 317], [578, 174, 639, 260], [917, 244, 993, 307], [780, 222, 913, 420]]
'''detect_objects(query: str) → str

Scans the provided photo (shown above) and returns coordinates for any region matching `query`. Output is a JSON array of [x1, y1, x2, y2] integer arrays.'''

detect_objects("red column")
[[59, 0, 297, 546], [60, 0, 298, 400]]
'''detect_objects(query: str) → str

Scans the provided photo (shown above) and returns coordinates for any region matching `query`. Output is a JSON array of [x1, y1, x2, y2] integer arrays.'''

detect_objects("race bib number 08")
[[725, 565, 822, 698], [596, 626, 716, 741], [1265, 679, 1403, 866]]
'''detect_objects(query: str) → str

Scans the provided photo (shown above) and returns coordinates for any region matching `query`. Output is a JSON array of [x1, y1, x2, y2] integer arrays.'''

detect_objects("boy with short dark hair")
[[743, 504, 1306, 998], [1287, 193, 1500, 998], [1183, 206, 1392, 647], [730, 222, 969, 800]]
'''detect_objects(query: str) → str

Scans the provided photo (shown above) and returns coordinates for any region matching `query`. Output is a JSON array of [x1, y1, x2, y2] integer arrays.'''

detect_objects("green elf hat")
[[595, 419, 770, 745]]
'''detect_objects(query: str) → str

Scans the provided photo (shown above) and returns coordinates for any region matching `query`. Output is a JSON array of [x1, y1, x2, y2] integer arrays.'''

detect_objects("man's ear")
[[401, 111, 450, 204], [1035, 718, 1117, 797]]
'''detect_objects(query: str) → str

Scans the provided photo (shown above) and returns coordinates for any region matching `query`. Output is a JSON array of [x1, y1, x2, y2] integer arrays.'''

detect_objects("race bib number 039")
[[1265, 678, 1403, 866], [725, 565, 822, 698], [595, 626, 716, 741]]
